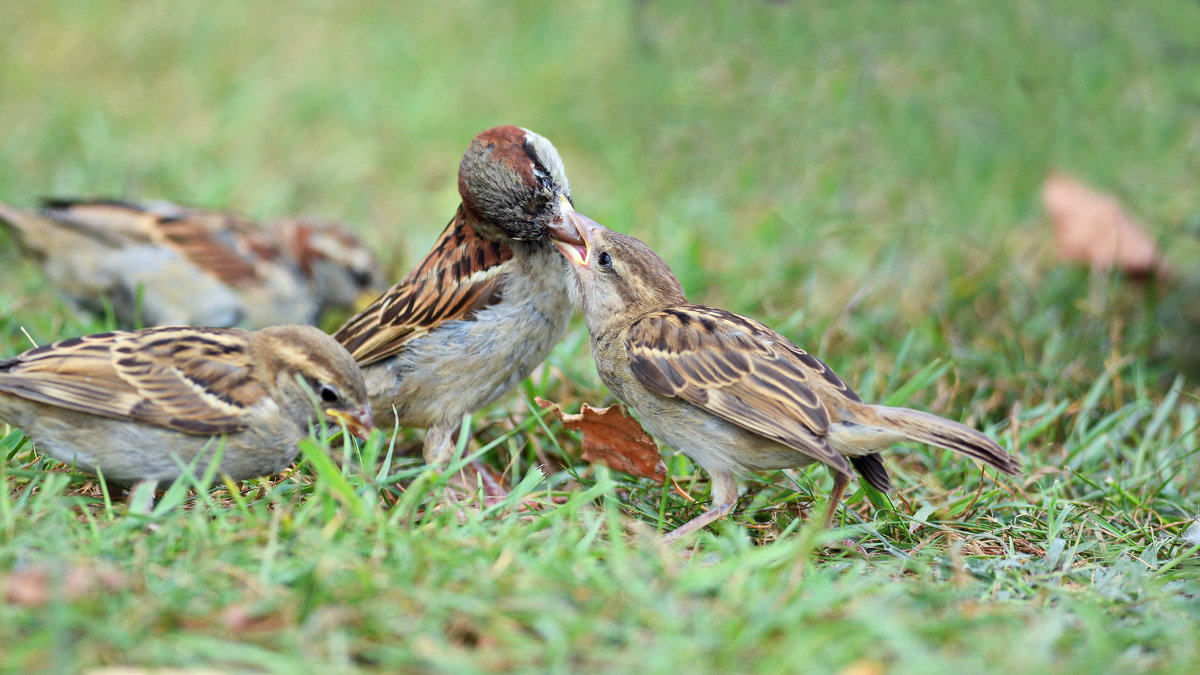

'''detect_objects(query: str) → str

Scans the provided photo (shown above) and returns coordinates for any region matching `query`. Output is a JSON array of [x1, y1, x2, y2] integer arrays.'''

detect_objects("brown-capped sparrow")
[[0, 324, 373, 489], [0, 198, 383, 329], [552, 213, 1020, 540], [333, 125, 586, 465]]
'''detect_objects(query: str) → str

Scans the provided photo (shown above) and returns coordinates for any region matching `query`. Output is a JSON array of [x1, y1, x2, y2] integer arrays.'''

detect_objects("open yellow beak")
[[326, 406, 374, 441], [550, 210, 606, 268], [548, 194, 585, 247]]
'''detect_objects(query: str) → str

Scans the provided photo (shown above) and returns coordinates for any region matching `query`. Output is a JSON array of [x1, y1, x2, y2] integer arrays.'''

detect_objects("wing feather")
[[41, 199, 266, 285], [333, 207, 513, 366], [626, 305, 858, 475], [0, 327, 265, 435]]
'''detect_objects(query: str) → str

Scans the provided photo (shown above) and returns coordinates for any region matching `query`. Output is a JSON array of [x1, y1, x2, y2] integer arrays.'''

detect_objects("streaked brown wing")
[[37, 198, 161, 247], [333, 206, 513, 366], [152, 212, 267, 285], [625, 305, 853, 475], [0, 327, 265, 435], [41, 198, 265, 285]]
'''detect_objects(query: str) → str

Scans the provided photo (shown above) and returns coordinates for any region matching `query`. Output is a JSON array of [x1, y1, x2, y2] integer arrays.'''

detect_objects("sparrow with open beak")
[[0, 324, 373, 491], [0, 199, 383, 329], [333, 126, 586, 465], [551, 213, 1020, 540]]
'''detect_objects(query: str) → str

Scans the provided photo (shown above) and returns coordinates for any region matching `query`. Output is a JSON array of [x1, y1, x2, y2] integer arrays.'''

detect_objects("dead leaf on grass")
[[837, 660, 886, 675], [1042, 172, 1167, 279], [5, 564, 127, 607], [220, 602, 291, 633], [535, 397, 667, 484]]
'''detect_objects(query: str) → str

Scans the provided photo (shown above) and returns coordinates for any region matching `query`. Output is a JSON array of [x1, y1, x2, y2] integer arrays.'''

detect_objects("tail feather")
[[871, 405, 1020, 475], [0, 203, 46, 255], [0, 202, 32, 234], [850, 453, 892, 492]]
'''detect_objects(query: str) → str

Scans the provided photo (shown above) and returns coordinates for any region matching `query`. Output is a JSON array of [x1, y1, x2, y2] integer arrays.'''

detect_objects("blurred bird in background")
[[0, 198, 383, 329]]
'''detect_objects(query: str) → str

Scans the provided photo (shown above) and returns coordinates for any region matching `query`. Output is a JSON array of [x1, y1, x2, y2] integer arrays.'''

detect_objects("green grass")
[[2, 0, 1199, 672]]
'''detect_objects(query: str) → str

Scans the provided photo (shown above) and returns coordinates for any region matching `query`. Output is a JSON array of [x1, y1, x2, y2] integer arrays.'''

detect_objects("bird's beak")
[[551, 210, 605, 269], [548, 194, 586, 247], [326, 406, 375, 441]]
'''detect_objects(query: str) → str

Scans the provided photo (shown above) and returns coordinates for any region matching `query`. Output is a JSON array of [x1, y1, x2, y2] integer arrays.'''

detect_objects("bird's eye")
[[319, 384, 341, 403], [597, 251, 613, 269]]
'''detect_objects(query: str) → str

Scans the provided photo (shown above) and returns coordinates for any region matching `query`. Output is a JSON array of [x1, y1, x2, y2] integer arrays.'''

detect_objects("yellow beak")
[[326, 406, 374, 440]]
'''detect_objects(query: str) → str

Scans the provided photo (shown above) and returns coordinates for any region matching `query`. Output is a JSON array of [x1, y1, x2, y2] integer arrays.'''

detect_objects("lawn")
[[1, 1, 1198, 672]]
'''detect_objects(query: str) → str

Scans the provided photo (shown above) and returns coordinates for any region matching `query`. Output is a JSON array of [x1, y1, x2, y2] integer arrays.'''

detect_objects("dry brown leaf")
[[221, 603, 291, 633], [837, 660, 886, 675], [86, 669, 227, 675], [5, 564, 127, 607], [1042, 172, 1167, 279], [535, 397, 667, 484]]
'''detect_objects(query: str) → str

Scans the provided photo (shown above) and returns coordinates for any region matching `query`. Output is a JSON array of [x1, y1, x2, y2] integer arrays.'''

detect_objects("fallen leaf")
[[5, 564, 127, 607], [221, 603, 290, 633], [86, 669, 227, 675], [536, 397, 667, 484], [1042, 172, 1167, 279], [837, 660, 886, 675]]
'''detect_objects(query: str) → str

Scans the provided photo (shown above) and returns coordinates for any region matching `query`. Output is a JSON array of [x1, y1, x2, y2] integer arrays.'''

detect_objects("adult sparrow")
[[552, 213, 1020, 539], [0, 198, 383, 329], [0, 324, 373, 488], [333, 125, 585, 465]]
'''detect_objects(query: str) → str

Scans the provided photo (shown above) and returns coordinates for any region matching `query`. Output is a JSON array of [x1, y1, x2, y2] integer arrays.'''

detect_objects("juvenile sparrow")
[[0, 324, 373, 487], [0, 198, 383, 329], [333, 125, 585, 465], [552, 213, 1020, 539]]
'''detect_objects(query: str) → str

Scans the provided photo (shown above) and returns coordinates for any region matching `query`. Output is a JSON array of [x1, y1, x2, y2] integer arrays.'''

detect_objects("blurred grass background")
[[2, 1, 1199, 672]]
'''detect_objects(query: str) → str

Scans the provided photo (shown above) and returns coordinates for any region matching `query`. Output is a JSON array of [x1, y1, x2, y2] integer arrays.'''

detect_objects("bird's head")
[[271, 219, 384, 313], [250, 325, 374, 440], [457, 125, 583, 245], [550, 212, 686, 330]]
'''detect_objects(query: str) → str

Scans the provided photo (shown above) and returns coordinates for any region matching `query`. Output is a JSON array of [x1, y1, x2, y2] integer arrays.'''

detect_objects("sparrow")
[[551, 212, 1021, 540], [0, 324, 373, 488], [333, 125, 586, 465], [0, 198, 383, 329]]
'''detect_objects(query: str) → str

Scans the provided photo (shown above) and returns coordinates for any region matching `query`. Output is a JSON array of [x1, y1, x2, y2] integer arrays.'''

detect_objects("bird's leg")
[[422, 424, 460, 466], [664, 471, 738, 542], [423, 423, 474, 514], [823, 470, 850, 529]]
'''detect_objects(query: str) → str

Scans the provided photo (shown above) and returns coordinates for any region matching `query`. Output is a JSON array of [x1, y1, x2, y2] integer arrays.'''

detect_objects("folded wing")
[[0, 327, 265, 434], [625, 305, 854, 476], [333, 206, 513, 366]]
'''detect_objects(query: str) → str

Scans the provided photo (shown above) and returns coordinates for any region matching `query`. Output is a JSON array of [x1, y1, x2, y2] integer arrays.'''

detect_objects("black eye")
[[319, 384, 341, 403], [597, 251, 613, 269]]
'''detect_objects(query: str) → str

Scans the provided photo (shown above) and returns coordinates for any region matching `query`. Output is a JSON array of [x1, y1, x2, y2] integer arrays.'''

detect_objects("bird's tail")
[[868, 405, 1020, 475], [0, 202, 71, 256], [0, 202, 40, 252]]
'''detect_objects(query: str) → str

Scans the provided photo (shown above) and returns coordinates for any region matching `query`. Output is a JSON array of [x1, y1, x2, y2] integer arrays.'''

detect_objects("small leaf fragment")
[[536, 397, 667, 485], [1042, 172, 1167, 279]]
